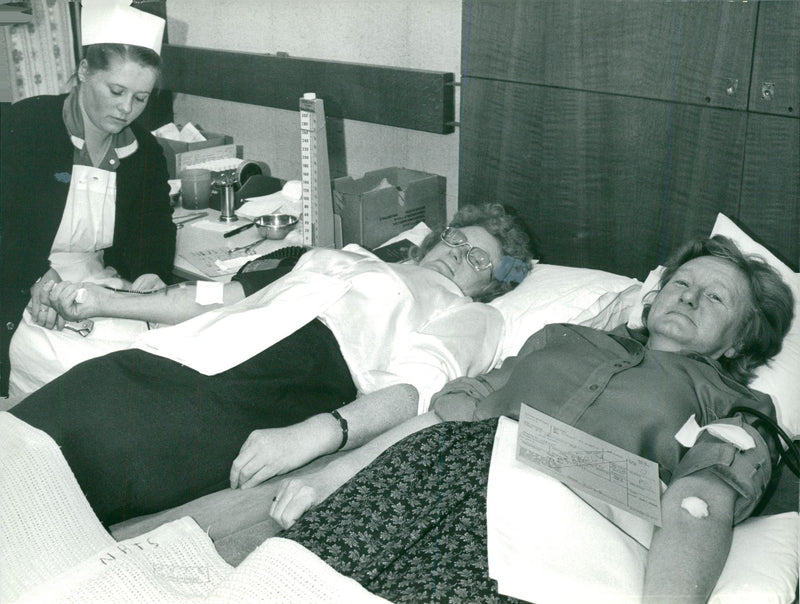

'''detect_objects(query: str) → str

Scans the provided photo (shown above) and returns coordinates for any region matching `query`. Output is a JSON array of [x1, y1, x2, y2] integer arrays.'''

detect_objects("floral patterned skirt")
[[282, 418, 522, 603]]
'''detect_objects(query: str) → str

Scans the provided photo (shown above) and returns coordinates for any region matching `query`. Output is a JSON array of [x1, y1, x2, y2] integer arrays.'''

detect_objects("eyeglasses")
[[440, 227, 494, 272]]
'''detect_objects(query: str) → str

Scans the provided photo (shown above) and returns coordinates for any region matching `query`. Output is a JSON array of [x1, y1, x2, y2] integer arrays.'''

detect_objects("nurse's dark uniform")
[[0, 91, 176, 396]]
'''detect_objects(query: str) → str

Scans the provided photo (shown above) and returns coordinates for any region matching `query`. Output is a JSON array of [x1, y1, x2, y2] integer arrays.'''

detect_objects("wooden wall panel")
[[459, 79, 747, 280], [749, 1, 800, 118], [462, 0, 756, 110], [459, 0, 799, 280], [739, 114, 800, 270]]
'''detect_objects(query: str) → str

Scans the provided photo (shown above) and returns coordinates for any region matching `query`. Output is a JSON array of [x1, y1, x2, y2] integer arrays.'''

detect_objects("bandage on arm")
[[671, 419, 773, 523]]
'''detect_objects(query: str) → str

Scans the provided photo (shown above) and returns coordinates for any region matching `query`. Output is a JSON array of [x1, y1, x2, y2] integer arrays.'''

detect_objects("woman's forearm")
[[230, 383, 422, 490], [643, 470, 736, 603], [46, 280, 246, 325], [99, 282, 245, 324], [269, 401, 441, 529], [325, 410, 441, 482]]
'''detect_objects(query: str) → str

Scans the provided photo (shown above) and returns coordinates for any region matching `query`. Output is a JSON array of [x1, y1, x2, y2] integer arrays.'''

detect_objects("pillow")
[[490, 264, 641, 360], [627, 214, 800, 436], [379, 225, 644, 362], [487, 417, 800, 604], [711, 214, 800, 438], [378, 224, 643, 361]]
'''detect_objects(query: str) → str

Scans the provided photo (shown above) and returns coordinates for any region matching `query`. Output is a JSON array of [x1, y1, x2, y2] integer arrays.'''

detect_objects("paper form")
[[516, 404, 662, 526], [178, 247, 258, 278]]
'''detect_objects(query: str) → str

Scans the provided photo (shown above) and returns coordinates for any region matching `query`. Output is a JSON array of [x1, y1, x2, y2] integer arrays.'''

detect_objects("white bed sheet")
[[487, 417, 800, 604]]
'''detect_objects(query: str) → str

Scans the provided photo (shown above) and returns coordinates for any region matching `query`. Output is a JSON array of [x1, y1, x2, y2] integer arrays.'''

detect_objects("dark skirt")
[[10, 319, 356, 525], [282, 418, 521, 603]]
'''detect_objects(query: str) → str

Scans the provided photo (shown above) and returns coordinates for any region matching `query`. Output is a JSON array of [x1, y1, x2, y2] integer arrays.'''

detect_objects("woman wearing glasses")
[[10, 203, 535, 525]]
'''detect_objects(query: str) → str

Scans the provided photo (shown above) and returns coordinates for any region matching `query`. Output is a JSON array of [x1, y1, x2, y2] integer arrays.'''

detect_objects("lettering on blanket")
[[98, 536, 160, 565]]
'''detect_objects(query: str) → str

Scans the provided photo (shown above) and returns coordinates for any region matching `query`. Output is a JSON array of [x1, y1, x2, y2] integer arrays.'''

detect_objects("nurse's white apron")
[[9, 164, 150, 396]]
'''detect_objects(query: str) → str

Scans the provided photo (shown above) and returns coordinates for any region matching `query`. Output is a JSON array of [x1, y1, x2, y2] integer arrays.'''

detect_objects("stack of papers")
[[238, 180, 303, 220]]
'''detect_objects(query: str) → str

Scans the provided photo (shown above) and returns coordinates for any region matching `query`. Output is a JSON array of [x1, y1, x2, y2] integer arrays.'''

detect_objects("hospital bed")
[[3, 0, 798, 597], [1, 211, 798, 603]]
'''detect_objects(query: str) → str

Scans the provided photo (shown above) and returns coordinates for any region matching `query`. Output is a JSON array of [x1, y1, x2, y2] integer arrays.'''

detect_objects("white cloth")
[[9, 310, 150, 396], [136, 245, 505, 412], [486, 417, 648, 603], [50, 164, 116, 260]]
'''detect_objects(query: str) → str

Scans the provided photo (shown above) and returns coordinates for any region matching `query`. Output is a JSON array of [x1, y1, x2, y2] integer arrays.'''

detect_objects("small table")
[[172, 207, 303, 282]]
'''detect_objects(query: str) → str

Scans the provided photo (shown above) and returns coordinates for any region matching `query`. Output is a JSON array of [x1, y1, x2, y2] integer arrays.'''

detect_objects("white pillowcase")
[[377, 224, 644, 363], [711, 213, 800, 438], [627, 214, 800, 436], [490, 263, 641, 360]]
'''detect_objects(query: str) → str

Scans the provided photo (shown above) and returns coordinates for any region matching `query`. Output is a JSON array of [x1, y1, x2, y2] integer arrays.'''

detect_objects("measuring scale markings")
[[299, 93, 335, 248], [299, 98, 315, 246]]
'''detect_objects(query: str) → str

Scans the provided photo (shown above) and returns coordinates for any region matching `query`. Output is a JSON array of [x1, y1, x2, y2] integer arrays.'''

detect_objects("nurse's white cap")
[[80, 0, 165, 56]]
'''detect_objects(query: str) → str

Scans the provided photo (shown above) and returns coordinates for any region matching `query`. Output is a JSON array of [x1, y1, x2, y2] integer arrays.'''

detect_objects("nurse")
[[0, 1, 176, 396]]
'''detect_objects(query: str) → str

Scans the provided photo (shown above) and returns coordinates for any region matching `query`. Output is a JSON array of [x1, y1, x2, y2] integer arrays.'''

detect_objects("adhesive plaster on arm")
[[195, 280, 225, 305], [674, 414, 756, 451], [680, 496, 709, 518]]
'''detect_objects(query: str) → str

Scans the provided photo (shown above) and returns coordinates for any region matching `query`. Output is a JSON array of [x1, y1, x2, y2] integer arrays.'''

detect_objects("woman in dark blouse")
[[271, 235, 794, 603]]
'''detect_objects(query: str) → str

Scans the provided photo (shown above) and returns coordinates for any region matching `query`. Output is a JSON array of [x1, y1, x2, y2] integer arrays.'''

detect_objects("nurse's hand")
[[45, 281, 106, 321], [28, 269, 64, 330], [129, 273, 166, 292]]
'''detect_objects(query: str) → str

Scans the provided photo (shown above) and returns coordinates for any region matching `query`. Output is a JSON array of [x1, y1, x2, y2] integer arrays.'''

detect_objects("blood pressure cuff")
[[670, 416, 773, 524], [232, 247, 309, 296]]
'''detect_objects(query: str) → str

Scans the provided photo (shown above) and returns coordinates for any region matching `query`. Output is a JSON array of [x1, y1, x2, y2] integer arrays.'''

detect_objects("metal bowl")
[[254, 213, 299, 239]]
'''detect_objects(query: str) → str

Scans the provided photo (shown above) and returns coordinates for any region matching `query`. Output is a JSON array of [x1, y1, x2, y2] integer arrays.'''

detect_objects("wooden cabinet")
[[749, 1, 800, 118], [459, 0, 799, 278]]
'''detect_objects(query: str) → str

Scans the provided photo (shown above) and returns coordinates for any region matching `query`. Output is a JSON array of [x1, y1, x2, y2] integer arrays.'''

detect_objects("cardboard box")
[[155, 131, 234, 178], [333, 167, 446, 250]]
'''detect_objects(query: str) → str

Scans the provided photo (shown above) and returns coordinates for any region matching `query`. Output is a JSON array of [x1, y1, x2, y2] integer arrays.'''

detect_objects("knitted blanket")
[[0, 413, 386, 603]]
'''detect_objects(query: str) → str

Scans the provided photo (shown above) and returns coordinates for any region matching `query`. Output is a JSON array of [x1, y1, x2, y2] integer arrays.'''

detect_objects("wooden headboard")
[[159, 45, 455, 135], [458, 0, 799, 280]]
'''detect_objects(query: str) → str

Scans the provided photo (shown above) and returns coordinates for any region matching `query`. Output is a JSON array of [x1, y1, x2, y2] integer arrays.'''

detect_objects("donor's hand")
[[129, 273, 166, 292], [44, 281, 108, 321], [269, 476, 325, 529], [230, 423, 320, 490], [270, 459, 353, 529]]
